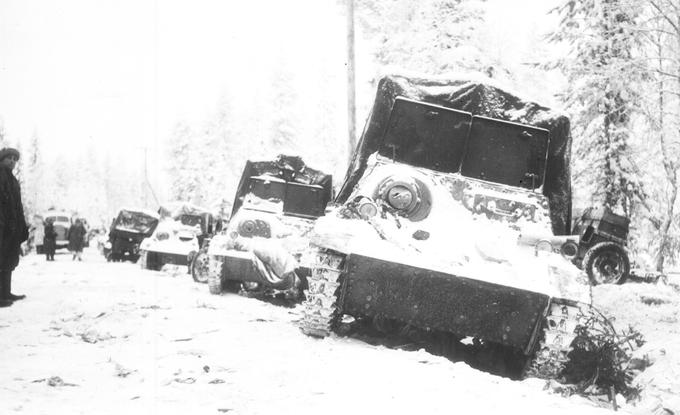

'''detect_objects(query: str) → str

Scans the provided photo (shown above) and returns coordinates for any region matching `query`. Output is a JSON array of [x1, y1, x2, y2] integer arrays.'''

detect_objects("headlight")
[[156, 232, 170, 241], [560, 240, 579, 260], [352, 196, 378, 219]]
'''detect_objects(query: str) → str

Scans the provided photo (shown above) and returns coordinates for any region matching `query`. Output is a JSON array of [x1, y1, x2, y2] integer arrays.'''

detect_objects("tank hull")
[[341, 253, 549, 353]]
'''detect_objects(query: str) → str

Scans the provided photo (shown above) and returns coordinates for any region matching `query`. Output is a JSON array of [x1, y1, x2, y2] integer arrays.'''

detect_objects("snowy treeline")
[[0, 127, 138, 228], [1, 0, 679, 269], [549, 0, 680, 270]]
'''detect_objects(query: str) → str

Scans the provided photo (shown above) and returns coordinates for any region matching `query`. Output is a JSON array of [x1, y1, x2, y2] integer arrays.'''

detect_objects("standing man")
[[0, 147, 28, 307]]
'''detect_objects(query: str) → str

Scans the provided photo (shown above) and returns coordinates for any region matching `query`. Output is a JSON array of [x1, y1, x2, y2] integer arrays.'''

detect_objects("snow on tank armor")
[[299, 76, 594, 379], [206, 155, 332, 299]]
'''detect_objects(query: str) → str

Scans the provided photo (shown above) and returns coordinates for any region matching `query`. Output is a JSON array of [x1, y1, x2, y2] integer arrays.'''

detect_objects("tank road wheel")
[[191, 250, 210, 284], [207, 257, 225, 295], [583, 242, 630, 285], [299, 249, 345, 338]]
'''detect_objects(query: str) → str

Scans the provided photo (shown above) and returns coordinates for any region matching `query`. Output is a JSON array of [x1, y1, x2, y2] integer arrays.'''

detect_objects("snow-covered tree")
[[166, 121, 203, 204], [355, 0, 491, 76], [19, 132, 43, 218], [633, 0, 680, 270], [550, 0, 647, 217]]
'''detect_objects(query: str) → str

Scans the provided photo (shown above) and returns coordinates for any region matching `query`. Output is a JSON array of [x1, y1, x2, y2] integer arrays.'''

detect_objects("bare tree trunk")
[[346, 0, 356, 165], [654, 22, 680, 272]]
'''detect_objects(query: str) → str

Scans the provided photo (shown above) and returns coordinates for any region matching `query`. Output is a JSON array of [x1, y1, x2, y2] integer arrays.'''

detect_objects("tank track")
[[207, 255, 225, 295], [524, 301, 586, 379], [299, 249, 345, 338]]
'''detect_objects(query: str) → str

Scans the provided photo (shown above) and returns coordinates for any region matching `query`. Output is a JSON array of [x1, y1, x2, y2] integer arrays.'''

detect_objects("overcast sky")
[[0, 0, 346, 159], [0, 0, 557, 161]]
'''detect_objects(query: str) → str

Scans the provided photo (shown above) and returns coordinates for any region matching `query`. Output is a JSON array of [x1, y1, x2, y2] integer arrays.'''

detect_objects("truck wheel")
[[191, 250, 210, 284], [583, 242, 630, 285]]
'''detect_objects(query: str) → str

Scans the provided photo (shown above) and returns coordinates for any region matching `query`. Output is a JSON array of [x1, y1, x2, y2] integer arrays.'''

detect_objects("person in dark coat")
[[43, 218, 57, 261], [67, 218, 86, 261], [0, 147, 28, 307]]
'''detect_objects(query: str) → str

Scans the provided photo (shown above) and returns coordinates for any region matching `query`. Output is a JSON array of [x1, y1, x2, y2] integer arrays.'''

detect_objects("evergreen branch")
[[639, 198, 663, 229]]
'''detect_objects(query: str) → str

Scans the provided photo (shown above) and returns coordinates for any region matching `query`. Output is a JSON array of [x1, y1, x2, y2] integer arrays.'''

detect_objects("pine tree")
[[550, 0, 647, 216], [267, 55, 300, 154], [634, 0, 680, 270], [23, 132, 43, 217], [355, 0, 490, 76], [166, 121, 203, 203], [0, 120, 6, 148]]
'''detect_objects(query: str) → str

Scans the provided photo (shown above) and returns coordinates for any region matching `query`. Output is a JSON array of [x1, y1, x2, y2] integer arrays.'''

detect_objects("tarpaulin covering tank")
[[338, 75, 572, 235], [158, 202, 211, 219], [230, 155, 333, 218], [112, 209, 159, 236]]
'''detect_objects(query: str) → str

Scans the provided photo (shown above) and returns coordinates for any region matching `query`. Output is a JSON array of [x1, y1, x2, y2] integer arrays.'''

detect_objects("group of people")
[[0, 146, 92, 308], [41, 217, 87, 261]]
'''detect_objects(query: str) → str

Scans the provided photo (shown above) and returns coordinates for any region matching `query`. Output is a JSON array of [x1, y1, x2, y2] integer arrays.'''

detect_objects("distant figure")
[[0, 147, 29, 307], [67, 218, 86, 261], [43, 218, 57, 261]]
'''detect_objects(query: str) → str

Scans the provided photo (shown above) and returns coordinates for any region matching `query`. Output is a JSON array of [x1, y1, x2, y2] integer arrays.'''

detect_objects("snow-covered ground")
[[1, 248, 678, 415]]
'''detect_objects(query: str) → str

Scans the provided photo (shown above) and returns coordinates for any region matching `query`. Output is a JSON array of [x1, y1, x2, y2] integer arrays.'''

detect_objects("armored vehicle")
[[206, 155, 332, 298], [139, 203, 215, 275], [299, 75, 594, 379], [104, 208, 159, 262]]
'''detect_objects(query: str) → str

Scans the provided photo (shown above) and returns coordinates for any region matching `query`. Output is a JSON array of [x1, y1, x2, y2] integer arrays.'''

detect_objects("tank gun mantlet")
[[225, 209, 279, 240]]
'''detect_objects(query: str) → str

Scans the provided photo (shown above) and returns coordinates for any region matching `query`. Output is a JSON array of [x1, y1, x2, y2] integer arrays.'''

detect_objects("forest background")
[[1, 0, 679, 271]]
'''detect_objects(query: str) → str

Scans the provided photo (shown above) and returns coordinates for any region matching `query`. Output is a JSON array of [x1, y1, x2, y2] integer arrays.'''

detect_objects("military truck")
[[519, 206, 632, 285], [103, 208, 159, 262], [299, 75, 595, 379], [34, 210, 71, 253], [206, 155, 332, 298], [571, 206, 631, 284]]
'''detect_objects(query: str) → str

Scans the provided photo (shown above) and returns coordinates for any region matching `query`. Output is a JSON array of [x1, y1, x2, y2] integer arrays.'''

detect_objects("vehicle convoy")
[[299, 75, 596, 379], [138, 203, 215, 273], [206, 155, 332, 298], [103, 208, 159, 262], [34, 210, 71, 254]]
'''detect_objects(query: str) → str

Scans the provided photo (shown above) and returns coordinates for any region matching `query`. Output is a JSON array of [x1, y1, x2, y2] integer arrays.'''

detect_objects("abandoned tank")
[[299, 75, 594, 379], [206, 155, 332, 299]]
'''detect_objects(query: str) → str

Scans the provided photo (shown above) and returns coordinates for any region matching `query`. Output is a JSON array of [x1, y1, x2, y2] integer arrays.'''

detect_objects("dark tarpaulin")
[[231, 155, 333, 218], [337, 75, 572, 235]]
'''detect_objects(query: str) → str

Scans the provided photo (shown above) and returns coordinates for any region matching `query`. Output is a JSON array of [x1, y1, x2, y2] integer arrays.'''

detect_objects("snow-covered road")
[[1, 248, 677, 414]]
